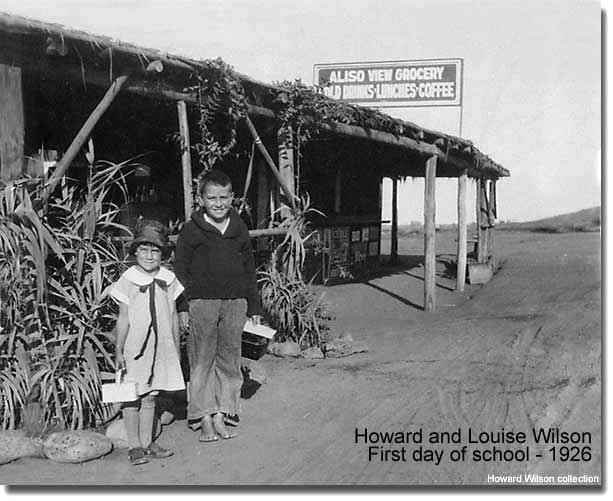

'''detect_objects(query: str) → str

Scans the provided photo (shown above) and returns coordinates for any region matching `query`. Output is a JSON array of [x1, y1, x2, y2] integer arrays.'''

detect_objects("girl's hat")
[[128, 219, 170, 256]]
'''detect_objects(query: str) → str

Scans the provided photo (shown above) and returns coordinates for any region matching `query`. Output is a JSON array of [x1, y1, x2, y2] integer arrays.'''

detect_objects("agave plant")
[[258, 194, 332, 349], [258, 253, 331, 348], [272, 193, 324, 281]]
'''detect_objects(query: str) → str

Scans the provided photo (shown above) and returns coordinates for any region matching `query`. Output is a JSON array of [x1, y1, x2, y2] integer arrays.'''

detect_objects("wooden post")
[[456, 170, 468, 291], [0, 64, 24, 181], [177, 100, 193, 221], [378, 176, 383, 216], [424, 155, 437, 311], [244, 116, 296, 209], [277, 127, 295, 219], [480, 179, 489, 262], [44, 75, 129, 202], [334, 167, 342, 214], [391, 177, 398, 263], [475, 178, 484, 263], [255, 158, 269, 253], [256, 158, 269, 229], [487, 180, 497, 259]]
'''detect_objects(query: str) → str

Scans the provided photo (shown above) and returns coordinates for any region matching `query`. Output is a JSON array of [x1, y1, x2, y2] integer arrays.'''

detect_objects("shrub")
[[0, 161, 131, 432]]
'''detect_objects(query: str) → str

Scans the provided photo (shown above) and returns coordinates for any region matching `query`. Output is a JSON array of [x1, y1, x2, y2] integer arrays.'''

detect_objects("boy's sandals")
[[145, 442, 174, 459], [128, 447, 149, 466]]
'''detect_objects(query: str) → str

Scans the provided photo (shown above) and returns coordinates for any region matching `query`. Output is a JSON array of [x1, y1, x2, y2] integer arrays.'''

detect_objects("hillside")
[[498, 206, 600, 233], [382, 206, 601, 236]]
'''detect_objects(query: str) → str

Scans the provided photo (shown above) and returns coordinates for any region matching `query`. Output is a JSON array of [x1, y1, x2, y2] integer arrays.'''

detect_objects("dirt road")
[[1, 230, 601, 486]]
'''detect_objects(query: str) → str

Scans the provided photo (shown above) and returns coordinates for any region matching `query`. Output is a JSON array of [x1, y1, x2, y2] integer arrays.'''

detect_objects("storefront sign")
[[313, 59, 463, 108]]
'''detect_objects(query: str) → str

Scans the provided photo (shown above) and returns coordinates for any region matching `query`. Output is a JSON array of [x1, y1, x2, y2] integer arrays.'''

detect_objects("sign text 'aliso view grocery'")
[[313, 59, 463, 108]]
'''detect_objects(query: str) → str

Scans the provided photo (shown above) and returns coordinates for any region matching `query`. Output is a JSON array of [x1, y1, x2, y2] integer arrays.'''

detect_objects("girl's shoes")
[[128, 447, 149, 465], [146, 442, 174, 458]]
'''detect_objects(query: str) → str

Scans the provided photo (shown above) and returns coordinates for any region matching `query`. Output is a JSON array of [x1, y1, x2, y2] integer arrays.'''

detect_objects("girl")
[[110, 220, 185, 465]]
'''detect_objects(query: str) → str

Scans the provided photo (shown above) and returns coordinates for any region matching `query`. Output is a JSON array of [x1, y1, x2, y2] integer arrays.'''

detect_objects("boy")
[[175, 169, 261, 441]]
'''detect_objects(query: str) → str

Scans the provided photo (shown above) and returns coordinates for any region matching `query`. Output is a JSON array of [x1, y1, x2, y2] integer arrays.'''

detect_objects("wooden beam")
[[0, 64, 24, 181], [244, 115, 296, 210], [391, 177, 398, 263], [456, 170, 468, 291], [424, 155, 437, 311], [323, 121, 442, 159], [44, 75, 129, 202], [177, 100, 193, 221], [248, 228, 289, 238]]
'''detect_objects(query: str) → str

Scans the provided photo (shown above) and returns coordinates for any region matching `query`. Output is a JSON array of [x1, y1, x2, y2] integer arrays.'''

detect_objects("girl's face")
[[135, 244, 162, 274]]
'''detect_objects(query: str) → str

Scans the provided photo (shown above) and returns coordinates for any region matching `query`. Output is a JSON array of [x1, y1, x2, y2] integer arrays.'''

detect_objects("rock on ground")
[[301, 347, 325, 359], [0, 430, 44, 464], [43, 430, 113, 463], [270, 341, 301, 358]]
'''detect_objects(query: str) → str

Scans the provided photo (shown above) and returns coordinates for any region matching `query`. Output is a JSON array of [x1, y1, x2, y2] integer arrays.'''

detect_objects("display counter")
[[305, 216, 388, 284]]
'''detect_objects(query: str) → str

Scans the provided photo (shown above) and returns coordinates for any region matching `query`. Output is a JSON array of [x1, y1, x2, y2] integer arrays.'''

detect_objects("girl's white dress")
[[110, 266, 186, 396]]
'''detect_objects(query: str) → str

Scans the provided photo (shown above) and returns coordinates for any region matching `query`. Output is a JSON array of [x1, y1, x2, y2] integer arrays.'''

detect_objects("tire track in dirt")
[[276, 394, 404, 484], [320, 390, 438, 485], [430, 321, 546, 483]]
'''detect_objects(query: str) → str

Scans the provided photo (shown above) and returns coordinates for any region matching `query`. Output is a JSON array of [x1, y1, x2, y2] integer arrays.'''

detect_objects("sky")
[[1, 0, 602, 224]]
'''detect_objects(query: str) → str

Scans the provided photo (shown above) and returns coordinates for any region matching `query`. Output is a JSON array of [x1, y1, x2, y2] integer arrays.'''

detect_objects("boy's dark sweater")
[[174, 209, 261, 316]]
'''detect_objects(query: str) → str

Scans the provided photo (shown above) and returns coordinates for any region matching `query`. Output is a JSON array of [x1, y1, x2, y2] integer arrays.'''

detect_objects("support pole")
[[424, 155, 437, 311], [475, 178, 483, 262], [177, 100, 193, 221], [479, 179, 489, 262], [256, 158, 269, 229], [487, 180, 497, 259], [255, 158, 269, 253], [244, 116, 296, 210], [277, 126, 295, 219], [456, 170, 468, 291], [44, 75, 129, 203], [0, 64, 24, 181], [391, 177, 398, 263]]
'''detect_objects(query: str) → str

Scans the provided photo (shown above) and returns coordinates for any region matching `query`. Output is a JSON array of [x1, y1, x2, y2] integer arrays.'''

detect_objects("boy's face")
[[135, 244, 162, 274], [200, 182, 233, 223]]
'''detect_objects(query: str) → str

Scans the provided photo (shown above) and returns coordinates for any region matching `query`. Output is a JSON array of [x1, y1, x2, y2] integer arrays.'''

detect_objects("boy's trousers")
[[187, 298, 247, 420]]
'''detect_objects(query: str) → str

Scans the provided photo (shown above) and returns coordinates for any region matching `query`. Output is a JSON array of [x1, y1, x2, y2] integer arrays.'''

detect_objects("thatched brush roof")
[[0, 11, 508, 180]]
